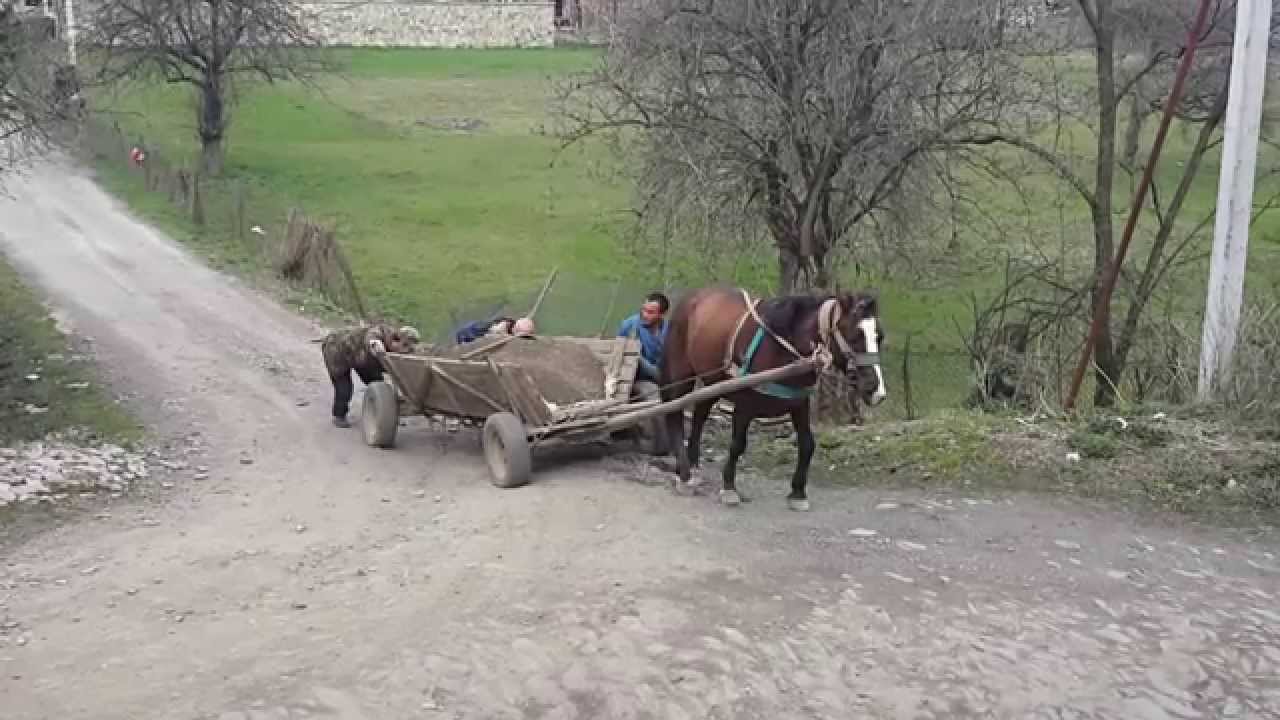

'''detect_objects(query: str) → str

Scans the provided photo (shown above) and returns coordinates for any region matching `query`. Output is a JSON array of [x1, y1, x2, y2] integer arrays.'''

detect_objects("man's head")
[[488, 317, 516, 335], [641, 292, 670, 328], [385, 325, 419, 354], [513, 317, 536, 336]]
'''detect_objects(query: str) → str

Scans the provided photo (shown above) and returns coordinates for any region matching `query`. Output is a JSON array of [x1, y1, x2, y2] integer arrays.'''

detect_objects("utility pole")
[[1198, 0, 1271, 400], [64, 0, 77, 66]]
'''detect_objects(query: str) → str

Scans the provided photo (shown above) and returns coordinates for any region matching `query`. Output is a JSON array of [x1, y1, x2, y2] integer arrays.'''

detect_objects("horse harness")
[[723, 289, 878, 400]]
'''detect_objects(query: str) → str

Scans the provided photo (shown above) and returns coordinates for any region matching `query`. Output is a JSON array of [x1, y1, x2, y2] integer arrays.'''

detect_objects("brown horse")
[[659, 286, 887, 510]]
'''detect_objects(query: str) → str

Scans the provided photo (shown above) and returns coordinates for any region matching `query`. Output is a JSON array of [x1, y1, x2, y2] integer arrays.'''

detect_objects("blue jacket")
[[454, 320, 492, 345], [618, 314, 668, 381]]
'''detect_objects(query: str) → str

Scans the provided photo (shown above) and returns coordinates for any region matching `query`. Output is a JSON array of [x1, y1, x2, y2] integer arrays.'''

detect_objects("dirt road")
[[2, 159, 1279, 719]]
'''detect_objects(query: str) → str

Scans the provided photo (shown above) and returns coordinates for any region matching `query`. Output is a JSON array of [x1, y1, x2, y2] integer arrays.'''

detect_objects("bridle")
[[817, 297, 881, 373], [727, 290, 881, 376]]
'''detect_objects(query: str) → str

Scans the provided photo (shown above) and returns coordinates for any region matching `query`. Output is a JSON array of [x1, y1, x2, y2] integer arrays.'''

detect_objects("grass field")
[[86, 47, 1280, 418], [0, 257, 140, 445]]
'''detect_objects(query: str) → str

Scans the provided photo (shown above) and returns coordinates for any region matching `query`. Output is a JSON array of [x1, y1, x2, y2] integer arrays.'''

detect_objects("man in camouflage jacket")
[[321, 323, 419, 427]]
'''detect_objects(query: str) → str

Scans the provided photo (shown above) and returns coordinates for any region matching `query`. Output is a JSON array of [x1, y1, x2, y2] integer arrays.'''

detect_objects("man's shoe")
[[332, 416, 351, 429]]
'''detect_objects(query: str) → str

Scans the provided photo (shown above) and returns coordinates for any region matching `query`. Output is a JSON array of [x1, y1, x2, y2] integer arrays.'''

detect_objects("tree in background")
[[1, 3, 78, 177], [85, 0, 324, 176], [963, 0, 1280, 406], [555, 0, 1018, 293]]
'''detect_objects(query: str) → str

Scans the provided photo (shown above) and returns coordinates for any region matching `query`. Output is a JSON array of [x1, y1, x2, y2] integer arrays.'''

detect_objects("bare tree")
[[962, 0, 1280, 407], [1, 5, 79, 178], [555, 0, 1019, 293], [85, 0, 324, 176]]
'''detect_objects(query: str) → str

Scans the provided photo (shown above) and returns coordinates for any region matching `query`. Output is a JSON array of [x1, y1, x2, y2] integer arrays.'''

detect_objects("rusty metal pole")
[[1063, 0, 1216, 411]]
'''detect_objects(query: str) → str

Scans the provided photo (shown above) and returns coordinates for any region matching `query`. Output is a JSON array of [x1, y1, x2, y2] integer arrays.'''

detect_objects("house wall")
[[299, 1, 555, 48]]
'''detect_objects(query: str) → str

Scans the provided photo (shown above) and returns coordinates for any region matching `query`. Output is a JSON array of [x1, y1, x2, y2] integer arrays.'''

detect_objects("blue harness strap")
[[739, 327, 814, 399]]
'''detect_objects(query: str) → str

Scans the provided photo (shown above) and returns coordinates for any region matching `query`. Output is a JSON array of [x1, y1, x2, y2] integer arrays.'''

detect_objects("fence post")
[[901, 334, 916, 421], [234, 182, 247, 242], [191, 172, 205, 226]]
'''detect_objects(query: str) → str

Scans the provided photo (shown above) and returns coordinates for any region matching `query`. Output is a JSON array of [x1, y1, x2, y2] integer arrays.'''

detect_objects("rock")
[[897, 541, 928, 552], [1055, 540, 1083, 552], [849, 528, 879, 538], [0, 484, 15, 505], [875, 502, 900, 510]]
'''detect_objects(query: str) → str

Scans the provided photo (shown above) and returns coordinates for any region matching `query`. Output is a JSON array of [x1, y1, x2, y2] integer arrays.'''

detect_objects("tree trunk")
[[1089, 0, 1120, 408], [778, 244, 803, 295], [200, 137, 223, 177], [1121, 90, 1146, 171], [197, 78, 226, 177]]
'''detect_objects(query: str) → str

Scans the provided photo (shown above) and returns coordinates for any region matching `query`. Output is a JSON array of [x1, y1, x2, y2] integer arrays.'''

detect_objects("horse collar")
[[738, 327, 815, 400]]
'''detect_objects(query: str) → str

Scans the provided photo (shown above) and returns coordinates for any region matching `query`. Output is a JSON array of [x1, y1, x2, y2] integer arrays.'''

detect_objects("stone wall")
[[300, 1, 555, 48]]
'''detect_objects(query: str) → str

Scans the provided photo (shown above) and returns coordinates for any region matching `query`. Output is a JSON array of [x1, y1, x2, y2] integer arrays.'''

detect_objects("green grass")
[[90, 48, 628, 337], [0, 257, 141, 445], [84, 47, 1280, 420]]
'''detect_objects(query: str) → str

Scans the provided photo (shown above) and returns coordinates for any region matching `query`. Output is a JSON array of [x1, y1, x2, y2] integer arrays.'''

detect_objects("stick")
[[525, 267, 559, 323], [598, 277, 621, 338], [601, 359, 818, 432]]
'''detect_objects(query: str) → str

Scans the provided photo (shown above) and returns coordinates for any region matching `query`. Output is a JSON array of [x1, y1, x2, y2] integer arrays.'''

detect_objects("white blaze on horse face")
[[858, 316, 888, 405]]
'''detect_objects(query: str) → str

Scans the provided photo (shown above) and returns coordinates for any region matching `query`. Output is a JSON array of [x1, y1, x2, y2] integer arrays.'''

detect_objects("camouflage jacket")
[[322, 323, 400, 371]]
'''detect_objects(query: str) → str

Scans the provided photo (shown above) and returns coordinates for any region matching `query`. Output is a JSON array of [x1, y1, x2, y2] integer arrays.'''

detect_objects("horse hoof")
[[787, 498, 811, 512], [671, 480, 697, 497], [720, 489, 741, 506]]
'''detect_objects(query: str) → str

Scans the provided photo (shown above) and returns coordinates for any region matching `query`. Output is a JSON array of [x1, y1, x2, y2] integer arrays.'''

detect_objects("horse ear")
[[857, 292, 879, 317]]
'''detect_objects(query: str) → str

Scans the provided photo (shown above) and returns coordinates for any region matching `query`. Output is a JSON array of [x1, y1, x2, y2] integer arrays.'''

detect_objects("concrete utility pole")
[[64, 0, 77, 66], [1198, 0, 1272, 400]]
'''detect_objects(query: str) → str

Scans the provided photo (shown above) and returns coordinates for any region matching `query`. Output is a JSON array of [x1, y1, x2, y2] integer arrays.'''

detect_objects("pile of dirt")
[[444, 337, 606, 406]]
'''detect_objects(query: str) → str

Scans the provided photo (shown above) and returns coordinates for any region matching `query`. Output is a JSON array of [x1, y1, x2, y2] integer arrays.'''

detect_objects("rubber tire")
[[483, 412, 532, 489], [362, 381, 400, 448]]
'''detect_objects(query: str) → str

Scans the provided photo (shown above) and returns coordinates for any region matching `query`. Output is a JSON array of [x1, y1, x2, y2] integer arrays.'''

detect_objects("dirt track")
[[1, 159, 1279, 719]]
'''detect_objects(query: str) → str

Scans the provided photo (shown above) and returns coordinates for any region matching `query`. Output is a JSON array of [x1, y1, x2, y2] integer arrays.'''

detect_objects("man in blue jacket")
[[618, 291, 670, 394], [618, 292, 670, 454]]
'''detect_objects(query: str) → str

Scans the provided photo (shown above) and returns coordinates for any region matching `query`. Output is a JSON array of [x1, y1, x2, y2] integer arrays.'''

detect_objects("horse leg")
[[663, 405, 694, 490], [685, 399, 715, 487], [720, 408, 751, 507], [787, 403, 816, 512]]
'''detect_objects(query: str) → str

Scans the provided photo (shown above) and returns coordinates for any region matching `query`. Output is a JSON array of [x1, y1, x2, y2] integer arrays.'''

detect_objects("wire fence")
[[79, 119, 368, 317]]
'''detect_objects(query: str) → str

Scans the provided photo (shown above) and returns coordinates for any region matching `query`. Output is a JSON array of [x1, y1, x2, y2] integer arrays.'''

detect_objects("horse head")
[[821, 291, 887, 407]]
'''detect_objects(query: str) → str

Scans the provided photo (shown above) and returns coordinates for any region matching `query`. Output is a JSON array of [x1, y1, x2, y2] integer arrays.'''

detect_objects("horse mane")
[[758, 293, 828, 335]]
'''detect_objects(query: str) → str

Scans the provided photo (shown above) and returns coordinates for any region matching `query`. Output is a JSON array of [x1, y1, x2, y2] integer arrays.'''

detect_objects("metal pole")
[[64, 0, 77, 66], [1062, 0, 1215, 410], [1198, 0, 1272, 400]]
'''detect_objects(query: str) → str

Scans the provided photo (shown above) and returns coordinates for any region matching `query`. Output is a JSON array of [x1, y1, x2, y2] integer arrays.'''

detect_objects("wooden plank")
[[488, 358, 546, 426], [431, 364, 508, 415], [509, 366, 552, 426], [594, 359, 818, 435], [459, 333, 516, 360]]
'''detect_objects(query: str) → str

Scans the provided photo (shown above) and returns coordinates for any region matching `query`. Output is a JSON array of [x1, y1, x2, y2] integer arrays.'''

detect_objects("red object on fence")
[[129, 147, 146, 167]]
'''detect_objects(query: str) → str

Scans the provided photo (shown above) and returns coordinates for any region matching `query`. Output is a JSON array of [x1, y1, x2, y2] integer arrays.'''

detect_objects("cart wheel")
[[483, 412, 532, 488], [362, 381, 399, 448]]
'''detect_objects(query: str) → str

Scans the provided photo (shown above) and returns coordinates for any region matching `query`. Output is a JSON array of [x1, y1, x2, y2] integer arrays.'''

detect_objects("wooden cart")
[[365, 334, 818, 488]]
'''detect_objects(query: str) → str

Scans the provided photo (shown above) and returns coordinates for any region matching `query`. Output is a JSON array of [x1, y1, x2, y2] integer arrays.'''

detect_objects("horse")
[[658, 286, 887, 511]]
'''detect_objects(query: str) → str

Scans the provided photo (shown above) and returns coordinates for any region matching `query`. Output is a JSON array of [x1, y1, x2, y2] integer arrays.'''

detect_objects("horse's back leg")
[[686, 399, 715, 482], [720, 407, 752, 507], [660, 359, 694, 487], [787, 402, 816, 512]]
